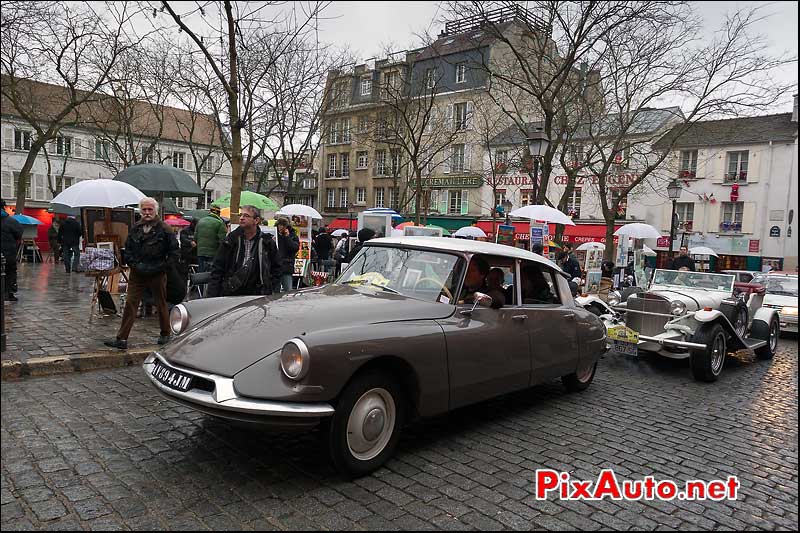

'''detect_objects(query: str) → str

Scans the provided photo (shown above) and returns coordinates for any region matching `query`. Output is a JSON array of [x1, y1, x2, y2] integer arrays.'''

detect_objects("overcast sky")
[[315, 1, 798, 113]]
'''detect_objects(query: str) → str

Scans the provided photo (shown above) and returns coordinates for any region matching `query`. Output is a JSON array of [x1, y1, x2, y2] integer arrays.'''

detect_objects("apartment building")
[[245, 153, 318, 208]]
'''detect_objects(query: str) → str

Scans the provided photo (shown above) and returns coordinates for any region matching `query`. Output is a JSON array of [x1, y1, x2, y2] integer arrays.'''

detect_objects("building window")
[[142, 147, 156, 164], [455, 63, 467, 83], [327, 189, 336, 208], [302, 178, 316, 189], [613, 144, 631, 169], [390, 149, 402, 175], [12, 172, 32, 199], [566, 188, 582, 218], [568, 144, 586, 168], [356, 151, 369, 169], [56, 135, 72, 156], [204, 190, 214, 208], [454, 103, 468, 131], [375, 150, 387, 176], [95, 139, 112, 160], [389, 187, 399, 209], [383, 71, 398, 96], [55, 176, 74, 194], [327, 153, 337, 178], [451, 144, 465, 172], [375, 187, 385, 207], [340, 118, 351, 143], [358, 115, 369, 133], [521, 189, 534, 206], [172, 151, 185, 169], [679, 150, 697, 178], [494, 190, 506, 208], [339, 188, 348, 208], [610, 189, 627, 218], [333, 80, 349, 108], [448, 190, 462, 215], [425, 68, 436, 89], [201, 155, 215, 172], [725, 151, 748, 182], [720, 202, 743, 232], [340, 153, 350, 177], [360, 76, 372, 96], [14, 130, 31, 150], [356, 187, 366, 204], [676, 202, 694, 231]]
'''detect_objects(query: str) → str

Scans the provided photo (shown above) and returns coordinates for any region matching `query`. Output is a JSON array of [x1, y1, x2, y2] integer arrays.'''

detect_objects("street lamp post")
[[667, 179, 682, 256], [526, 127, 550, 204]]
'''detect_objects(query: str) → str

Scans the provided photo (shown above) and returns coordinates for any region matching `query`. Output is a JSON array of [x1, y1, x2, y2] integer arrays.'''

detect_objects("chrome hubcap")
[[710, 333, 726, 375], [769, 321, 778, 351], [346, 388, 395, 461], [576, 363, 594, 383], [735, 309, 747, 338]]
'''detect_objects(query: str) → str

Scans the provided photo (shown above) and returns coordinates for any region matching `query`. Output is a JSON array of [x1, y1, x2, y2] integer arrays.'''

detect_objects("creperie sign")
[[554, 173, 641, 187]]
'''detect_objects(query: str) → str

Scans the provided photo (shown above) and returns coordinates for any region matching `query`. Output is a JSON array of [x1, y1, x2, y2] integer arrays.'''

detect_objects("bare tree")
[[1, 1, 147, 212]]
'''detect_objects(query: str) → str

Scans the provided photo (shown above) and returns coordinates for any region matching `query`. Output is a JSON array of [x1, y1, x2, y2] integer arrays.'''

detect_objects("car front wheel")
[[328, 371, 404, 478], [751, 316, 779, 360], [562, 362, 597, 392], [690, 323, 727, 382]]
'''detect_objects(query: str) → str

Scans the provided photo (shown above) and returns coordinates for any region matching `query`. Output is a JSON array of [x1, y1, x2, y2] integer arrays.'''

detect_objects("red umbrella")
[[395, 221, 417, 229], [164, 217, 190, 227]]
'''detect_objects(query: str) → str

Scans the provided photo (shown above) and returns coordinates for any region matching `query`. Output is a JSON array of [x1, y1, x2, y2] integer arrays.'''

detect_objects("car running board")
[[743, 338, 767, 350]]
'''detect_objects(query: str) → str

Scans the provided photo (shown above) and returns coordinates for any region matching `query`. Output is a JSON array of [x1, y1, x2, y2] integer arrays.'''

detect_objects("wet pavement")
[[3, 262, 162, 364]]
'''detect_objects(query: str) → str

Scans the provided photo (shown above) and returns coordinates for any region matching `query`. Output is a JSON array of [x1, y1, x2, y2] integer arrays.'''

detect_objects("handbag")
[[222, 254, 256, 296]]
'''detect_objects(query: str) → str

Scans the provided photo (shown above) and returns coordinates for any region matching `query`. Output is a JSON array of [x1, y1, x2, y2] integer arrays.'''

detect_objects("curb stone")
[[1, 348, 155, 381]]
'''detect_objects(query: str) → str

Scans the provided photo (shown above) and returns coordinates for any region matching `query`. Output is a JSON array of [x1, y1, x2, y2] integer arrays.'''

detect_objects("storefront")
[[656, 234, 766, 273], [475, 220, 622, 247]]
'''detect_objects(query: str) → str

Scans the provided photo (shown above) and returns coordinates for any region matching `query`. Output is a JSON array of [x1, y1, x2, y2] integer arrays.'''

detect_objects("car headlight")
[[170, 304, 190, 335], [670, 300, 687, 316], [608, 291, 621, 307], [781, 306, 798, 316], [280, 339, 310, 380]]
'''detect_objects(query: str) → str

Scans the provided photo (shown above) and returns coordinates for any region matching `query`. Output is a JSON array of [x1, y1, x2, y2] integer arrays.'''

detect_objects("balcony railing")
[[719, 221, 742, 233], [723, 171, 747, 183], [678, 169, 696, 179]]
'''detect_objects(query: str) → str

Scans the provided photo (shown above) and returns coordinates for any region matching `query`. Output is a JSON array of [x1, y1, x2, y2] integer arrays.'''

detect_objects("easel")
[[16, 239, 42, 263]]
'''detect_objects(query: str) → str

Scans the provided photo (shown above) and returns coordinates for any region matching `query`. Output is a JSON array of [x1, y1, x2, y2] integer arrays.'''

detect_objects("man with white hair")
[[104, 197, 178, 350]]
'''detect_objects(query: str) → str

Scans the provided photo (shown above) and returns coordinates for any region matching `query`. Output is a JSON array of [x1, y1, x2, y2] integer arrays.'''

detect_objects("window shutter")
[[34, 173, 45, 200], [446, 104, 454, 130], [741, 202, 757, 234], [460, 189, 469, 215], [2, 127, 12, 150], [660, 203, 672, 233], [438, 190, 448, 214], [706, 202, 722, 233], [73, 138, 82, 158], [466, 101, 474, 130], [1, 171, 12, 198], [443, 147, 451, 174], [464, 144, 472, 171]]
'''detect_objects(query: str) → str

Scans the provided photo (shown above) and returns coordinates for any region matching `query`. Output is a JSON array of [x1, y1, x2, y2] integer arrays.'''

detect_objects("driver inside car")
[[459, 256, 499, 308]]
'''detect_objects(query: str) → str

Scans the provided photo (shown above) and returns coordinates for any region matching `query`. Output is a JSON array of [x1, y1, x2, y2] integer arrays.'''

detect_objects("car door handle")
[[564, 312, 575, 319], [512, 315, 528, 320]]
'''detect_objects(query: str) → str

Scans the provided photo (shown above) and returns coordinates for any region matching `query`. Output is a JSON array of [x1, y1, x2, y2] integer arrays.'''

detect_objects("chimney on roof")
[[793, 94, 798, 123]]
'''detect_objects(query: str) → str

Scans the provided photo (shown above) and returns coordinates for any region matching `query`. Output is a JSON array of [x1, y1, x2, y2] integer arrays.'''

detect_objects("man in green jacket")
[[195, 205, 227, 272]]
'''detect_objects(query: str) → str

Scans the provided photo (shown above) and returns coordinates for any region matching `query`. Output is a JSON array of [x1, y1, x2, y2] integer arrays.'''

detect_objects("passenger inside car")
[[521, 263, 555, 304], [485, 267, 507, 308]]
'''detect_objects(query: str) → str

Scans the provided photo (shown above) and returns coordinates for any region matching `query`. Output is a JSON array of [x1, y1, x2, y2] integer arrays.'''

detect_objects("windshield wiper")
[[341, 279, 400, 294]]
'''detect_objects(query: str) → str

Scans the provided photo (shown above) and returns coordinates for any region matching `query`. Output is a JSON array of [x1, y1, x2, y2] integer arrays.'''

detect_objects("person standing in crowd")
[[206, 205, 280, 297], [104, 197, 178, 350], [314, 226, 333, 262], [57, 214, 82, 273], [47, 220, 61, 263], [670, 246, 696, 271], [531, 243, 544, 255], [195, 205, 227, 272], [179, 218, 198, 279], [275, 217, 300, 292], [558, 250, 582, 279], [346, 228, 376, 263], [0, 200, 23, 301]]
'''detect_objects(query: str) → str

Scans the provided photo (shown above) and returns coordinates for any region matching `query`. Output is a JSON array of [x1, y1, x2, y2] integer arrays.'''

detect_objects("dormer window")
[[360, 76, 372, 96]]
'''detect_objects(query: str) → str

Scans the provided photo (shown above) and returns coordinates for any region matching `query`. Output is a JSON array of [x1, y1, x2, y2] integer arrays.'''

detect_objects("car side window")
[[519, 260, 561, 306]]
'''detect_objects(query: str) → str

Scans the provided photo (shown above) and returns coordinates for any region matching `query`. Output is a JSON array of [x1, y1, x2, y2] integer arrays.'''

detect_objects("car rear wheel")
[[562, 362, 597, 392], [690, 323, 727, 382], [328, 371, 404, 478], [751, 317, 779, 360]]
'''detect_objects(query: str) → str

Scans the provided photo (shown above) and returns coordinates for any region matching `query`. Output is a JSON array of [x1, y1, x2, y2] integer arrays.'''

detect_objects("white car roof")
[[366, 236, 564, 273]]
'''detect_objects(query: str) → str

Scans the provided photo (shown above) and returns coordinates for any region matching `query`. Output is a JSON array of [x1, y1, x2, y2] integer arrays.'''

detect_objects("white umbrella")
[[576, 242, 605, 251], [51, 179, 145, 208], [508, 205, 576, 226], [276, 204, 322, 219], [642, 244, 657, 257], [614, 223, 661, 239], [689, 246, 718, 257], [331, 229, 349, 237], [453, 226, 487, 238]]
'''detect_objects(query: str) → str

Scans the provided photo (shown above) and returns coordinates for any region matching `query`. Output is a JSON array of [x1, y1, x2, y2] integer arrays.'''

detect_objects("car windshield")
[[337, 245, 464, 303], [752, 275, 798, 297], [651, 269, 735, 293]]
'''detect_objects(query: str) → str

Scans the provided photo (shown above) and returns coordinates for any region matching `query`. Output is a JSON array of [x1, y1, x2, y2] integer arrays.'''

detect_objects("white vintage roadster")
[[599, 269, 780, 382]]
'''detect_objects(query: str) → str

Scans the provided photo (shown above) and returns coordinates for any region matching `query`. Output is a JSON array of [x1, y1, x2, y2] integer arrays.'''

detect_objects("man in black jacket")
[[557, 251, 583, 280], [104, 198, 178, 350], [0, 200, 23, 301], [207, 205, 281, 297], [275, 217, 300, 292], [314, 227, 333, 262], [669, 246, 696, 271], [345, 228, 376, 263], [57, 215, 83, 273]]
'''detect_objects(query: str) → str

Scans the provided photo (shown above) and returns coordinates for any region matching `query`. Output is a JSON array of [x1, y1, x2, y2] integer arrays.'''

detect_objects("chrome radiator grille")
[[625, 294, 671, 336]]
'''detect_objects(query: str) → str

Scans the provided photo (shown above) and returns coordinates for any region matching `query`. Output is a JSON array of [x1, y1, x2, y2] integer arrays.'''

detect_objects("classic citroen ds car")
[[752, 271, 798, 334], [144, 237, 606, 476], [603, 269, 780, 382]]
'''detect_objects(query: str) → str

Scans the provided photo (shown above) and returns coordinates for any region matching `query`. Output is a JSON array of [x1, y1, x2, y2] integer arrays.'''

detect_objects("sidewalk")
[[2, 261, 160, 379]]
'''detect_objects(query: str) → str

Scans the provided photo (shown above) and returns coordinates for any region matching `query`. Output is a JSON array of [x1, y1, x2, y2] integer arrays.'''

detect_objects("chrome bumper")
[[636, 334, 706, 350], [143, 353, 335, 419]]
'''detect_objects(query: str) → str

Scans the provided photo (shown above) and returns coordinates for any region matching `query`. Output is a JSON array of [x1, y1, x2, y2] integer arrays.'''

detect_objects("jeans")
[[63, 244, 80, 272], [198, 256, 213, 273], [279, 274, 294, 293]]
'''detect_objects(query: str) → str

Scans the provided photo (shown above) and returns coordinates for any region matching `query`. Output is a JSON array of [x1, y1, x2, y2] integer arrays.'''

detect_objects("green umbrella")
[[426, 224, 450, 236], [212, 191, 279, 211], [113, 163, 203, 197]]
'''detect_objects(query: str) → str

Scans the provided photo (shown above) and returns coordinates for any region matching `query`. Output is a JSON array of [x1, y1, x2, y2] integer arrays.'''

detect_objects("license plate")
[[150, 360, 194, 392], [612, 339, 638, 357]]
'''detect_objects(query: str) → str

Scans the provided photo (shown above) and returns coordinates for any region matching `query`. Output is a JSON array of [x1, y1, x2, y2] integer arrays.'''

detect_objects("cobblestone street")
[[3, 262, 163, 363], [1, 338, 797, 530]]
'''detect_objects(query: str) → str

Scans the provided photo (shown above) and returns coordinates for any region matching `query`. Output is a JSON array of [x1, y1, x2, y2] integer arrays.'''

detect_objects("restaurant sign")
[[409, 176, 483, 188], [553, 173, 640, 187]]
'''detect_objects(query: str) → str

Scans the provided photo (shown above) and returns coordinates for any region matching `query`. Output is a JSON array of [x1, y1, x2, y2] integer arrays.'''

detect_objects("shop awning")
[[423, 216, 477, 232], [327, 217, 358, 230], [476, 220, 622, 243]]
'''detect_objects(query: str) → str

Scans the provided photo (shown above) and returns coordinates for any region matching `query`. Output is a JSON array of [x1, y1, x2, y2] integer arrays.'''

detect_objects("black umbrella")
[[113, 164, 203, 197]]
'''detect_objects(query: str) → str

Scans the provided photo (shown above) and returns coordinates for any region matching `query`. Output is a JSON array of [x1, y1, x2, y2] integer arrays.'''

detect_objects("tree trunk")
[[604, 215, 616, 263], [14, 139, 47, 213], [225, 0, 242, 224]]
